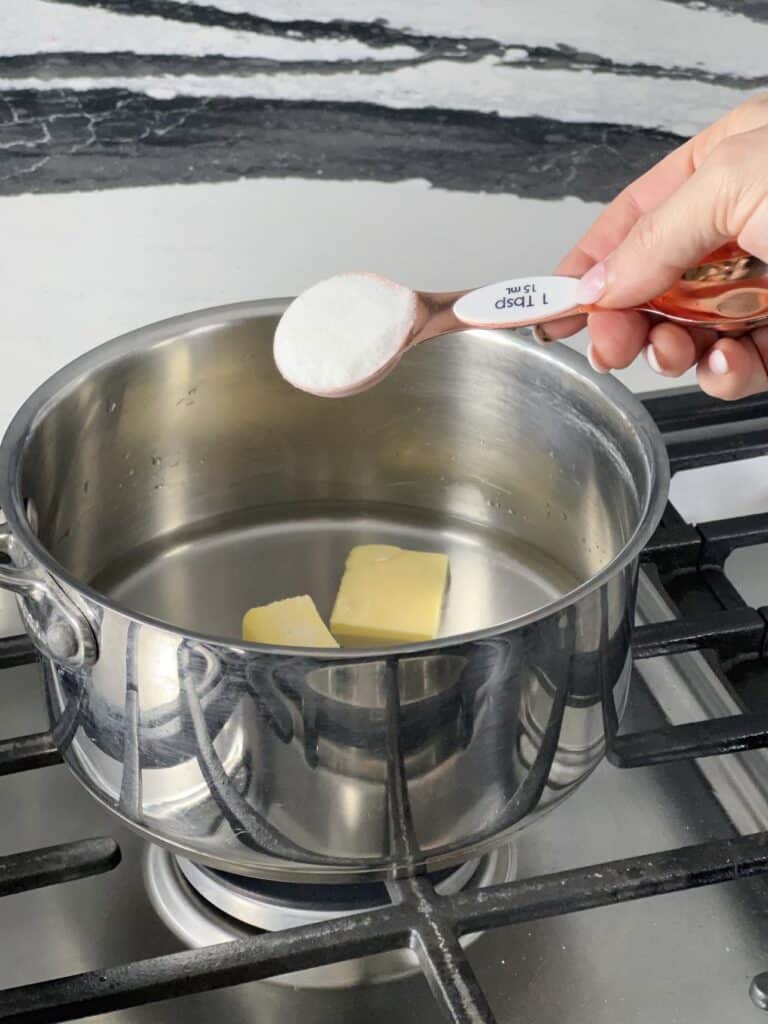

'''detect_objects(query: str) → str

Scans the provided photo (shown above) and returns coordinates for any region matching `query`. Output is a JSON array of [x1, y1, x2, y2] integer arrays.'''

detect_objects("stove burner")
[[179, 853, 484, 926], [144, 844, 517, 989]]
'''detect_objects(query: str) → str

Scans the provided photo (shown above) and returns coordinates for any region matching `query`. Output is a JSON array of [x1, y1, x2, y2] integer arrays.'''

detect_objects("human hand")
[[542, 94, 768, 399]]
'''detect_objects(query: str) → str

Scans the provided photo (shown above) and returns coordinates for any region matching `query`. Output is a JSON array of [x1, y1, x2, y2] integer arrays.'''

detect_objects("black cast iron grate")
[[4, 386, 768, 1023]]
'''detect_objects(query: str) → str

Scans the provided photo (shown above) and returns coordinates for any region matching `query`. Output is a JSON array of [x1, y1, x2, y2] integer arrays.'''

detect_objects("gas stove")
[[4, 385, 768, 1023]]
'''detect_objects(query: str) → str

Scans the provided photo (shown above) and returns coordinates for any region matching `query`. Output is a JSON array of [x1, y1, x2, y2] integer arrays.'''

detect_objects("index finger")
[[553, 95, 768, 282], [548, 97, 768, 341], [544, 140, 699, 341], [555, 136, 698, 279]]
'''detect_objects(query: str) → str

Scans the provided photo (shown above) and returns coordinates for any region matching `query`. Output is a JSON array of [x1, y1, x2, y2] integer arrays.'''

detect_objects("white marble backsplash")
[[1, 0, 765, 197]]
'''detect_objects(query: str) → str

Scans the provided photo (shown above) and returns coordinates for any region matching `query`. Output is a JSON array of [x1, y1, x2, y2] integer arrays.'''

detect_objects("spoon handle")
[[452, 275, 585, 329], [452, 272, 768, 333], [451, 242, 768, 333]]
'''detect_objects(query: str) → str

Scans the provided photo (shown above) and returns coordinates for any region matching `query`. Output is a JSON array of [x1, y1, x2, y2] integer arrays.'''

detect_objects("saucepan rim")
[[0, 298, 670, 660]]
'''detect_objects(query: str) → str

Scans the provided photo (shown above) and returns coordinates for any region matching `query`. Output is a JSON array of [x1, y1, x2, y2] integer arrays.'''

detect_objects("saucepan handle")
[[0, 524, 98, 668]]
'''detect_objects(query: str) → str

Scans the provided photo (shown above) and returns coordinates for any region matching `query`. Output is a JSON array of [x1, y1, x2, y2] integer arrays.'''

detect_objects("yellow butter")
[[242, 595, 339, 648], [330, 544, 448, 646]]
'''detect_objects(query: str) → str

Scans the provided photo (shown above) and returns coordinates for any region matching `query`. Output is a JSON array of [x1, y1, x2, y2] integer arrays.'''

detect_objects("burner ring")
[[175, 853, 483, 929], [144, 844, 516, 989]]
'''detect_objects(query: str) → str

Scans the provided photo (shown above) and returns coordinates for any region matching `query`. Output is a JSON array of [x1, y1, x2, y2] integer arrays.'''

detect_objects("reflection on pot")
[[42, 581, 634, 881]]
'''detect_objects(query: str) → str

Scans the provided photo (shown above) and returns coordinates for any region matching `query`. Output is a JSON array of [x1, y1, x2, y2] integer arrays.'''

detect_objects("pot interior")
[[16, 307, 659, 645]]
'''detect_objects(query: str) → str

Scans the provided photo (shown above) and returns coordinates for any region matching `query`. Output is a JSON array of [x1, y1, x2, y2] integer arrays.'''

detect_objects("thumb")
[[574, 128, 768, 310]]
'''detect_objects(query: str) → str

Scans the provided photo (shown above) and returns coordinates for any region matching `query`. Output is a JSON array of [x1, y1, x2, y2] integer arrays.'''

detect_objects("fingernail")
[[587, 342, 609, 374], [645, 344, 663, 375], [533, 324, 552, 343], [575, 262, 607, 305], [708, 349, 729, 376]]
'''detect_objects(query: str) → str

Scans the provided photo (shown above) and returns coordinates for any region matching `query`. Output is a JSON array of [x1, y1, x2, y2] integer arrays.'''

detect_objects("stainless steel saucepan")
[[0, 300, 668, 881]]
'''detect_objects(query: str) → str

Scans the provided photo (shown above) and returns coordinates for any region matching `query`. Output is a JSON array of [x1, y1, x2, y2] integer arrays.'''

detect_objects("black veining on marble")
[[51, 0, 768, 39], [0, 89, 682, 200], [2, 49, 766, 90], [47, 0, 502, 54], [38, 0, 768, 89], [662, 0, 768, 23]]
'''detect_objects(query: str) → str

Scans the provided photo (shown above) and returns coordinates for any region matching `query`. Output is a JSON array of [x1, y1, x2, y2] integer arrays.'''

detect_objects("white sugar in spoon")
[[274, 247, 768, 398]]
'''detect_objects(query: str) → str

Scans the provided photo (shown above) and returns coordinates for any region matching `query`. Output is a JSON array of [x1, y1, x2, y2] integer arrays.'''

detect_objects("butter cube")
[[330, 545, 449, 646], [242, 595, 339, 648]]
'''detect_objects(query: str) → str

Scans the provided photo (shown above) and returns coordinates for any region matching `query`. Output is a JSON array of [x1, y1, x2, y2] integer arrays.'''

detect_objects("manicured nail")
[[574, 262, 607, 305], [645, 344, 663, 375], [708, 349, 729, 376], [533, 324, 552, 343], [587, 342, 609, 374]]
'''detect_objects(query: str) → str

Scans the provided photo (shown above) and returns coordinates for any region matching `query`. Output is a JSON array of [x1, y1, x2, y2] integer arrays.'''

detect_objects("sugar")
[[273, 273, 416, 395]]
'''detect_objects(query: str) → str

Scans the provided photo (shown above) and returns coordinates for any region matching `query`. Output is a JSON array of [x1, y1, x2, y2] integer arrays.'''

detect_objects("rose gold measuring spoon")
[[274, 243, 768, 398]]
